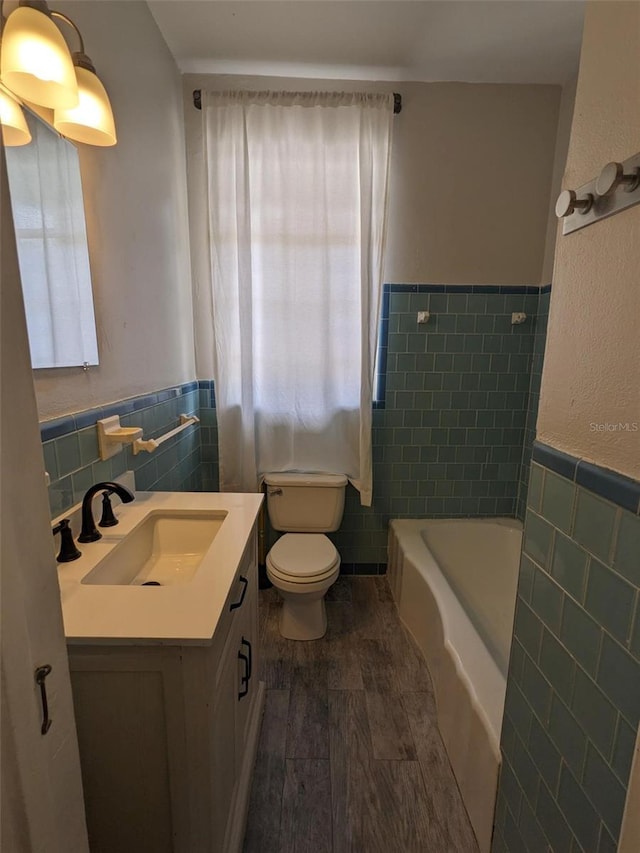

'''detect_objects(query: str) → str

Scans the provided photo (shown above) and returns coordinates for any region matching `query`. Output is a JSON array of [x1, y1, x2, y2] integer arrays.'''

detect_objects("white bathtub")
[[387, 517, 522, 853]]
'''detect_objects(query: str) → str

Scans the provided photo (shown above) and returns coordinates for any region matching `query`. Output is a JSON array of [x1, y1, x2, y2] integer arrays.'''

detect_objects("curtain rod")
[[192, 90, 402, 114]]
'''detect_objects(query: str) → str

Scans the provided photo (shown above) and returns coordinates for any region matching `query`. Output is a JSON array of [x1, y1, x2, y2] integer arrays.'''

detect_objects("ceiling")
[[147, 0, 585, 85]]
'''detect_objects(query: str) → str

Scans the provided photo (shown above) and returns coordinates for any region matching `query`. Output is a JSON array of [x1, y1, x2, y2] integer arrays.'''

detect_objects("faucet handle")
[[52, 519, 81, 563], [78, 481, 135, 543], [99, 491, 119, 527]]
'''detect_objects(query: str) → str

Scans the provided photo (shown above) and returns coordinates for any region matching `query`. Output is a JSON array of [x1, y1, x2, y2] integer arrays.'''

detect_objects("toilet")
[[264, 472, 347, 640]]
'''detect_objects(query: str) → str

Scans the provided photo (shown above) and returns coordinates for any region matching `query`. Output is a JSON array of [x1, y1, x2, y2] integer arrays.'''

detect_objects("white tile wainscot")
[[60, 492, 264, 853]]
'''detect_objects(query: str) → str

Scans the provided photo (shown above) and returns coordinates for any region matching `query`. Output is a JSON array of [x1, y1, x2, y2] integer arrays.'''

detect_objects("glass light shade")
[[53, 66, 116, 146], [0, 5, 79, 109], [0, 89, 32, 145]]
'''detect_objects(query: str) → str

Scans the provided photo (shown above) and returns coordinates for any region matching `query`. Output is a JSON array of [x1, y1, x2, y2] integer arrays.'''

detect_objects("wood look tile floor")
[[243, 577, 479, 853]]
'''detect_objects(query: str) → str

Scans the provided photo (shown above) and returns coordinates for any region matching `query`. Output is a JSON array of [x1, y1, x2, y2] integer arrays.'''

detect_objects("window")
[[202, 90, 393, 503]]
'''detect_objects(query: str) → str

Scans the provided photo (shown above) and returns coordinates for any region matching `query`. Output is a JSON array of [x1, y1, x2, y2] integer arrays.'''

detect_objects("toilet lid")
[[269, 534, 338, 578]]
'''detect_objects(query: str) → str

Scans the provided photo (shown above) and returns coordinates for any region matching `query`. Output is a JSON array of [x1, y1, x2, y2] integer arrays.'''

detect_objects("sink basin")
[[81, 510, 227, 586]]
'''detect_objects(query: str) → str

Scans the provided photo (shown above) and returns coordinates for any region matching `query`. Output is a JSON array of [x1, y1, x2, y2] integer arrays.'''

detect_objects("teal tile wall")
[[517, 287, 550, 520], [197, 285, 548, 571], [47, 285, 547, 565], [44, 383, 202, 517], [198, 382, 219, 491], [332, 285, 544, 568], [493, 461, 640, 852]]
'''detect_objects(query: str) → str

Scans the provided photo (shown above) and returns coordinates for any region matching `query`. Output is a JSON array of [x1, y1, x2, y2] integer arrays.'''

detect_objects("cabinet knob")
[[595, 161, 640, 197], [555, 189, 594, 218]]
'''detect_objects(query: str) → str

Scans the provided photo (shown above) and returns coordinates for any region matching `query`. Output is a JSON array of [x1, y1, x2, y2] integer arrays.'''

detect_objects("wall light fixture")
[[50, 10, 116, 146], [0, 0, 116, 146], [0, 82, 31, 144]]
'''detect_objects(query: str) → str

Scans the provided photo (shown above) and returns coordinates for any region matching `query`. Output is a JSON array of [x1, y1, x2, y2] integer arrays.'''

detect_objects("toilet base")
[[279, 593, 328, 641], [266, 563, 339, 641]]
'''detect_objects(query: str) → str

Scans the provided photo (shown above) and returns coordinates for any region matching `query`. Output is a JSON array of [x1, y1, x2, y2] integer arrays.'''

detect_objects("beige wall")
[[537, 1, 640, 479], [383, 82, 560, 286], [33, 1, 195, 421], [184, 75, 560, 290], [540, 76, 578, 284], [184, 74, 561, 377], [26, 15, 566, 417]]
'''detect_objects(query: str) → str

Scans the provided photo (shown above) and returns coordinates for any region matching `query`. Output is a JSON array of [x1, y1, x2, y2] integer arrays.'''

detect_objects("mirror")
[[5, 107, 99, 369]]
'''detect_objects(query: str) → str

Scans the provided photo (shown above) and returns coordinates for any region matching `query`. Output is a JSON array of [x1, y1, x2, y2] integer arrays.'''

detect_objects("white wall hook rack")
[[132, 414, 200, 456], [97, 416, 143, 460], [556, 150, 640, 235]]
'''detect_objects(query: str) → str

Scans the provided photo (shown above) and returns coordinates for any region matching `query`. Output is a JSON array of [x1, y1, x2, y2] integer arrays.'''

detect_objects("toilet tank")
[[264, 473, 348, 532]]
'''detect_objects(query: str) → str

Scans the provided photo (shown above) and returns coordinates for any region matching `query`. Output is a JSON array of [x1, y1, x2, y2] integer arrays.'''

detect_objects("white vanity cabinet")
[[67, 528, 264, 853]]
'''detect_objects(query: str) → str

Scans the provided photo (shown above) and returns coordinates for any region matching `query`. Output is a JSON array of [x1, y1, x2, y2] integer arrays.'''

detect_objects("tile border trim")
[[532, 440, 640, 514], [40, 380, 202, 442], [198, 379, 216, 408], [383, 282, 548, 295]]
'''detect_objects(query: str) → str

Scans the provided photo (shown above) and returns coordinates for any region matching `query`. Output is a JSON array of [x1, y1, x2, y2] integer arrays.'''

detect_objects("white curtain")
[[203, 90, 393, 505]]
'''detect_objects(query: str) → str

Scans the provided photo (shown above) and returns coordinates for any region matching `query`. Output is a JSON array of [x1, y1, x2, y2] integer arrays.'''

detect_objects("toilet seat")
[[267, 561, 339, 587], [268, 533, 339, 582]]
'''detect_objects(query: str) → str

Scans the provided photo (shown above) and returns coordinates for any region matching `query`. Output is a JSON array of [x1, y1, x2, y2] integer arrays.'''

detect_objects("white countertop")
[[57, 491, 263, 646]]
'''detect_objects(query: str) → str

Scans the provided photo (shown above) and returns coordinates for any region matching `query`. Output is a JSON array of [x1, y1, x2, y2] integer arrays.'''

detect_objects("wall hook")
[[595, 161, 640, 197], [555, 189, 593, 218]]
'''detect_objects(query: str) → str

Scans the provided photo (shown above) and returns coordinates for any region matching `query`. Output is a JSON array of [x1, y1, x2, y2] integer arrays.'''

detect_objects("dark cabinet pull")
[[241, 637, 252, 678], [238, 650, 249, 699], [35, 664, 53, 735], [229, 575, 248, 611]]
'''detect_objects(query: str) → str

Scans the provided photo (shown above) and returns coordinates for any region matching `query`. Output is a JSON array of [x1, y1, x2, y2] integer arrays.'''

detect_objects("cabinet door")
[[210, 630, 238, 850], [234, 561, 258, 771]]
